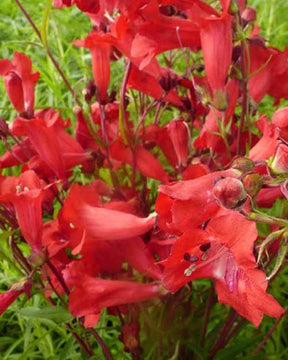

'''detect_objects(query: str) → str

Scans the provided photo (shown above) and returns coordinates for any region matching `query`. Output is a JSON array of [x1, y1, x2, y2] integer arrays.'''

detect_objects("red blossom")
[[0, 289, 24, 316], [60, 184, 156, 241], [0, 170, 49, 253], [0, 52, 39, 117], [161, 212, 284, 326]]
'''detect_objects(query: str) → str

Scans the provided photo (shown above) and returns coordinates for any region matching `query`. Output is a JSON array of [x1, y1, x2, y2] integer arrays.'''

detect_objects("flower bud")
[[213, 177, 247, 210], [231, 157, 254, 174], [242, 7, 257, 23], [242, 173, 263, 197], [29, 251, 46, 267], [269, 143, 288, 175], [167, 119, 189, 167], [0, 117, 10, 137]]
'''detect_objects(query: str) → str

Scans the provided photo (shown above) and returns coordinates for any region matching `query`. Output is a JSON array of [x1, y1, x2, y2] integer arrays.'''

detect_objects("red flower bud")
[[213, 177, 247, 210], [242, 7, 257, 23], [0, 117, 10, 137], [269, 143, 288, 175]]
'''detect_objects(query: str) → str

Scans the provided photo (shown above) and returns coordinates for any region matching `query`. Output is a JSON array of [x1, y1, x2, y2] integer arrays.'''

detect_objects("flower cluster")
[[0, 0, 288, 357]]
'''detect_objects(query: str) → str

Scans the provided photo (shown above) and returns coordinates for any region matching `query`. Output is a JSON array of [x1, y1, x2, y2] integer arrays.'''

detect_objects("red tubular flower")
[[131, 11, 201, 70], [0, 170, 47, 253], [142, 124, 178, 167], [66, 272, 161, 327], [167, 120, 189, 168], [200, 13, 232, 91], [53, 0, 72, 8], [74, 33, 111, 102], [0, 53, 39, 117], [0, 289, 24, 315], [272, 107, 288, 139], [75, 0, 99, 13], [249, 115, 279, 161], [248, 41, 277, 103], [11, 110, 91, 179], [268, 48, 288, 101], [135, 145, 169, 184], [110, 140, 170, 183], [156, 169, 240, 232], [127, 65, 183, 107], [61, 184, 156, 241], [161, 212, 284, 327]]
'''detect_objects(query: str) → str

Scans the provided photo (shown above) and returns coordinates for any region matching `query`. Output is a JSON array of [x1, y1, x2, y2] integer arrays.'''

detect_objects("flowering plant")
[[0, 0, 288, 358]]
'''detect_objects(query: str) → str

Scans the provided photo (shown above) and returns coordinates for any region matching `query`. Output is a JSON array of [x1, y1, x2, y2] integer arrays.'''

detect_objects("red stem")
[[200, 286, 215, 346], [209, 309, 238, 358], [46, 258, 70, 295], [88, 328, 113, 360], [236, 15, 248, 155]]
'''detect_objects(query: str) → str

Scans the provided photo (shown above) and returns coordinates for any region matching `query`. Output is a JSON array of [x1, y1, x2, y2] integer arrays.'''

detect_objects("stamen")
[[184, 264, 196, 277], [200, 243, 211, 252], [201, 252, 208, 261], [190, 255, 199, 262], [16, 185, 21, 194], [23, 186, 29, 192], [183, 252, 191, 261], [183, 253, 199, 263]]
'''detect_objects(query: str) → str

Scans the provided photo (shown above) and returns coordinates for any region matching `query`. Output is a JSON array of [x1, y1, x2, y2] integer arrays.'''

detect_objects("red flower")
[[0, 289, 24, 315], [60, 184, 156, 241], [53, 0, 99, 13], [65, 270, 161, 327], [249, 115, 279, 161], [200, 14, 232, 90], [0, 170, 47, 253], [0, 52, 39, 117], [156, 168, 239, 233], [127, 65, 183, 107], [75, 0, 99, 13], [11, 110, 91, 179], [74, 32, 111, 101], [110, 140, 170, 183], [161, 212, 284, 326], [167, 120, 189, 168]]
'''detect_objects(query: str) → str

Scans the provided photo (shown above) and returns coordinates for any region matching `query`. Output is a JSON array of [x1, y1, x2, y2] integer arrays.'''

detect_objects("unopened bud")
[[213, 177, 247, 210], [242, 173, 263, 197], [0, 117, 10, 137], [269, 144, 288, 175], [231, 157, 254, 173], [29, 251, 46, 267], [159, 72, 179, 92], [242, 7, 257, 24], [73, 105, 82, 115]]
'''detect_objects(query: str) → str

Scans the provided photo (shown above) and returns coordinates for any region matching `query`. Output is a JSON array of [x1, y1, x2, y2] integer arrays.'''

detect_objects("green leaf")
[[267, 235, 288, 280], [41, 0, 52, 49], [19, 306, 73, 324]]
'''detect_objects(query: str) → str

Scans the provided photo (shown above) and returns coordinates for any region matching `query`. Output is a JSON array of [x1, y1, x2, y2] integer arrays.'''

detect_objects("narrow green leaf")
[[19, 306, 73, 324], [267, 235, 288, 280], [41, 0, 52, 49]]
